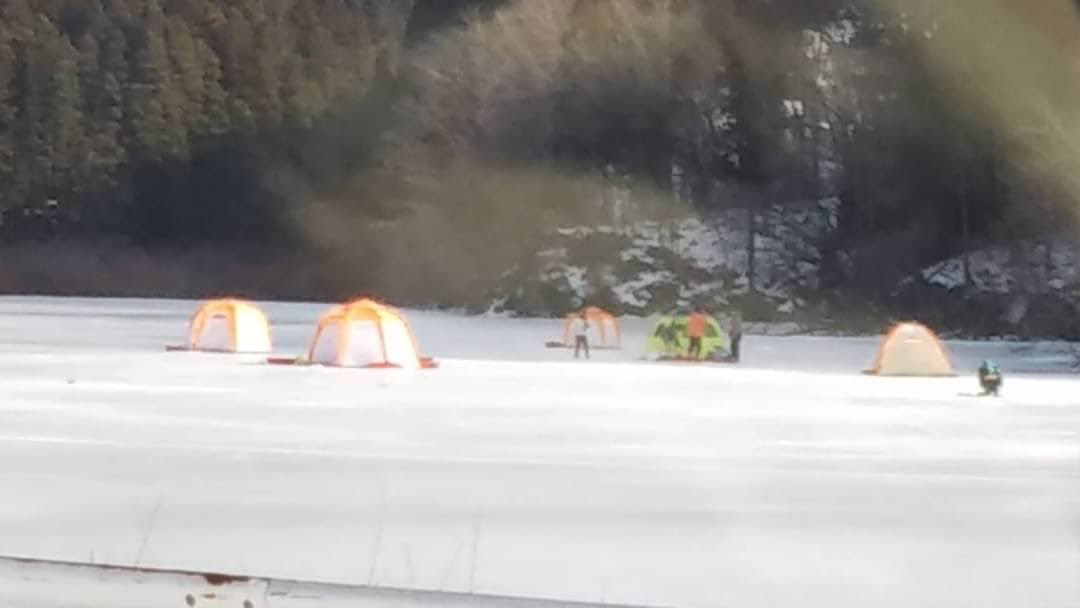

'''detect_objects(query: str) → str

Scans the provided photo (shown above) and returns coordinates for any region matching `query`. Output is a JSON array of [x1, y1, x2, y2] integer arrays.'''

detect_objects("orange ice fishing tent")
[[866, 321, 954, 377], [172, 299, 273, 353], [305, 299, 435, 369], [552, 306, 622, 349]]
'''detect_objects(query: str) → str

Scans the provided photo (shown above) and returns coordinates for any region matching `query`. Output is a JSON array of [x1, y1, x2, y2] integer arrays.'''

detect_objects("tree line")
[[0, 0, 414, 242], [364, 0, 1080, 320], [2, 0, 1079, 329]]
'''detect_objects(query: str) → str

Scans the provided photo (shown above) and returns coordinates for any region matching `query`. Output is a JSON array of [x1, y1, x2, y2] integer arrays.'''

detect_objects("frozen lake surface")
[[0, 296, 1077, 608]]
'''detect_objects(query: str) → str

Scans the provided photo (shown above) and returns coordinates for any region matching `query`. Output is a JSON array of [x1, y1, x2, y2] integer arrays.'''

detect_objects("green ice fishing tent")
[[645, 314, 732, 361]]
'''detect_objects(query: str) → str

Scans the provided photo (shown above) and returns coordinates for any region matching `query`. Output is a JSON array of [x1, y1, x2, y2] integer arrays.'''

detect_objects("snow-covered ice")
[[0, 297, 1078, 608]]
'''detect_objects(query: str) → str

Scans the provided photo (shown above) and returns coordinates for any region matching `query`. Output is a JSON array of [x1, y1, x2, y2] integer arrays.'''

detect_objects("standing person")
[[729, 310, 743, 363], [573, 311, 591, 360], [687, 307, 708, 360]]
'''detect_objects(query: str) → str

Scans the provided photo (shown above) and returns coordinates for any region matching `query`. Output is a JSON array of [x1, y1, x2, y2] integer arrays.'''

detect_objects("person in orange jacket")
[[687, 307, 709, 360]]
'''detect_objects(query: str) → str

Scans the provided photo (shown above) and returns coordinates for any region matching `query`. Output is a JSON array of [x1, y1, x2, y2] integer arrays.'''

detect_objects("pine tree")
[[98, 20, 129, 86], [1, 0, 36, 43], [295, 3, 339, 108], [76, 27, 126, 190], [91, 71, 127, 180], [251, 21, 287, 123], [281, 53, 325, 127], [0, 28, 18, 216], [229, 96, 255, 132], [0, 0, 417, 241], [76, 32, 101, 110], [216, 7, 258, 124], [128, 2, 186, 159], [165, 17, 205, 134], [22, 16, 59, 192], [196, 39, 230, 136], [45, 36, 87, 190]]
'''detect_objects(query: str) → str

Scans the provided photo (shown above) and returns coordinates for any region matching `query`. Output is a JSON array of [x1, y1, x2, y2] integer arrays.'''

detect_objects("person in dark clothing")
[[729, 311, 743, 363], [978, 359, 1002, 396]]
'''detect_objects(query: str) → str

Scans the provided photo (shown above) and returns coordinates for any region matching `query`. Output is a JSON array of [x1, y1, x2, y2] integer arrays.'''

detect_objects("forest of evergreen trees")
[[1, 0, 1079, 331], [0, 0, 419, 242]]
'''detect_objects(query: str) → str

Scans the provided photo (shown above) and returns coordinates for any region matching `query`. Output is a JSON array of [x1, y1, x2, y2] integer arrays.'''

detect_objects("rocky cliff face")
[[490, 200, 840, 320]]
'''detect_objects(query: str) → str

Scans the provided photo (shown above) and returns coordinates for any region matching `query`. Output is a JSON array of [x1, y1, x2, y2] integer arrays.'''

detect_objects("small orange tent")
[[561, 306, 621, 349], [866, 322, 954, 376], [306, 299, 433, 369], [178, 299, 273, 353]]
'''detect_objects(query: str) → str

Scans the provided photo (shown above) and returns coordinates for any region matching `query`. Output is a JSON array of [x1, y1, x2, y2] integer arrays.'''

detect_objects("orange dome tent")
[[557, 306, 621, 349], [170, 299, 273, 353], [305, 299, 435, 369], [866, 322, 954, 377]]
